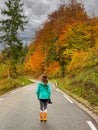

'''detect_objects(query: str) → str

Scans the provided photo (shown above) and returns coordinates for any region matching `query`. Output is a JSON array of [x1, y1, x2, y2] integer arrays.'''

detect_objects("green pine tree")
[[0, 0, 28, 77]]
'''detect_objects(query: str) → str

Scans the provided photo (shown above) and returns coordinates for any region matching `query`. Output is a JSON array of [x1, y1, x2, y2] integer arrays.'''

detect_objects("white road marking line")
[[56, 88, 65, 94], [87, 121, 97, 130], [63, 95, 73, 103], [56, 88, 60, 92]]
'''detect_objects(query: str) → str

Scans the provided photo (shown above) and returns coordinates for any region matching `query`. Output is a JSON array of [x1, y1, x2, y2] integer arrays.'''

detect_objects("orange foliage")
[[31, 46, 44, 70], [24, 1, 98, 77], [24, 43, 45, 72], [47, 62, 60, 75]]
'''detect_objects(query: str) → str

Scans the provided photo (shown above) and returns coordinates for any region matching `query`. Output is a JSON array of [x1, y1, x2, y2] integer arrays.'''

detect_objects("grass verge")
[[0, 76, 33, 96], [55, 74, 98, 115]]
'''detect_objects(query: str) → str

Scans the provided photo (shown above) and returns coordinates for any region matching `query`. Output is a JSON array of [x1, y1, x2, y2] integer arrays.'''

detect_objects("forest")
[[24, 0, 98, 108], [0, 0, 98, 111]]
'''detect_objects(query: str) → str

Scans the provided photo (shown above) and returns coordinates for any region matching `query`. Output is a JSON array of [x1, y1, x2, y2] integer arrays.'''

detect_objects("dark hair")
[[41, 74, 48, 84]]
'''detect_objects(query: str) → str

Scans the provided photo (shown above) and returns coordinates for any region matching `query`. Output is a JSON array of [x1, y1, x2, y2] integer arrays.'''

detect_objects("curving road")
[[0, 82, 98, 130]]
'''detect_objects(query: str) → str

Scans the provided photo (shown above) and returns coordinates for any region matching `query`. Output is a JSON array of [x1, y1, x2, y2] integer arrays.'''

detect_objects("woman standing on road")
[[36, 74, 51, 122]]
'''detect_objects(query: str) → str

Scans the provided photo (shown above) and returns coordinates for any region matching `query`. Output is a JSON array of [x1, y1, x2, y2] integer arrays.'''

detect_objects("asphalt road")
[[0, 82, 98, 130]]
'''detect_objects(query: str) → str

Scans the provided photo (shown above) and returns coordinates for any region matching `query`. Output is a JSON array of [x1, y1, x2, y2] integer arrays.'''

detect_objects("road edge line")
[[87, 121, 97, 130], [63, 95, 73, 104], [54, 85, 98, 125]]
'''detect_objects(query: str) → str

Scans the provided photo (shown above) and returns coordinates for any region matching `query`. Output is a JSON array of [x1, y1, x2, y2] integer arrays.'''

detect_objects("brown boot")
[[43, 112, 47, 122], [40, 112, 43, 122]]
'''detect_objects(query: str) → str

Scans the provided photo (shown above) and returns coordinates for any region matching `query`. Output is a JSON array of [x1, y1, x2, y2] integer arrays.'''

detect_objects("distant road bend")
[[0, 82, 98, 130]]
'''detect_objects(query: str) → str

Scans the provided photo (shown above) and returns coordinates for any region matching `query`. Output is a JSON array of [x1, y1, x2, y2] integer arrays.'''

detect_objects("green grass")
[[56, 65, 98, 106], [0, 76, 33, 96]]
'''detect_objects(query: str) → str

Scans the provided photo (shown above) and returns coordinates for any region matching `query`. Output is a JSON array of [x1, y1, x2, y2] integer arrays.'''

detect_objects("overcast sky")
[[0, 0, 98, 48]]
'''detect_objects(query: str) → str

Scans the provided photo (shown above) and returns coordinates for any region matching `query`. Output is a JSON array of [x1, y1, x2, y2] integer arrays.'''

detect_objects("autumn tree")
[[51, 0, 88, 77], [25, 0, 98, 78]]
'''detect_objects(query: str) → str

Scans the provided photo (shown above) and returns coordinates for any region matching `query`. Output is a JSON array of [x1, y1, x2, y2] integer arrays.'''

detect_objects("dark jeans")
[[39, 99, 48, 112]]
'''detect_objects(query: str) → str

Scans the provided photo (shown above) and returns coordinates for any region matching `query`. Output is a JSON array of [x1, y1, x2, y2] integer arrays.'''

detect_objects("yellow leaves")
[[67, 51, 89, 72], [67, 45, 98, 73], [95, 38, 98, 49], [63, 48, 73, 56], [24, 2, 98, 77], [24, 56, 32, 71]]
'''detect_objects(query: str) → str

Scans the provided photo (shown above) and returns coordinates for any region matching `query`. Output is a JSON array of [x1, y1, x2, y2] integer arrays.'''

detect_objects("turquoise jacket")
[[36, 82, 51, 99]]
